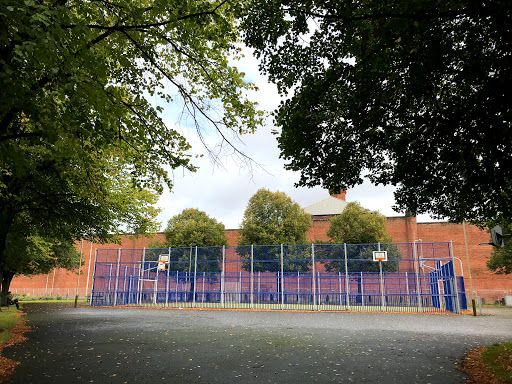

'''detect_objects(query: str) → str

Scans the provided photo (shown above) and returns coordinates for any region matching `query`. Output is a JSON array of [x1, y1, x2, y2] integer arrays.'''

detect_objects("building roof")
[[303, 196, 348, 216]]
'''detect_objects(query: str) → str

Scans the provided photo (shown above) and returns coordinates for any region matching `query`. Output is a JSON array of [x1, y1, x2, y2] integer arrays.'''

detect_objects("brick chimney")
[[405, 209, 418, 244], [330, 189, 346, 201]]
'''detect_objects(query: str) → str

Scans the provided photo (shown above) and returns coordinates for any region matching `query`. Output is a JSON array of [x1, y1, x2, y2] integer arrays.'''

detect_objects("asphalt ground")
[[3, 303, 512, 383]]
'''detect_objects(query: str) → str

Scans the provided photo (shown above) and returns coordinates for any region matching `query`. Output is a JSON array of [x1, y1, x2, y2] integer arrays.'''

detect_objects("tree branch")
[[63, 0, 229, 32], [120, 30, 253, 164], [0, 132, 43, 144], [281, 6, 474, 23]]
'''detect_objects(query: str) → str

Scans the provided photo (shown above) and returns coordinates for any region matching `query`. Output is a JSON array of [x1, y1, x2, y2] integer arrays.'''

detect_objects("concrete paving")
[[3, 303, 512, 383]]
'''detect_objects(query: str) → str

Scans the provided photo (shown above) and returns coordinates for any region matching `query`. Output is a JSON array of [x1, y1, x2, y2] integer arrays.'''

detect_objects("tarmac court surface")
[[3, 303, 512, 383]]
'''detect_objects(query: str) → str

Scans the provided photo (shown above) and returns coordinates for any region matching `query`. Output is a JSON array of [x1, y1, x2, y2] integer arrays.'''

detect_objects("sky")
[[154, 47, 435, 231]]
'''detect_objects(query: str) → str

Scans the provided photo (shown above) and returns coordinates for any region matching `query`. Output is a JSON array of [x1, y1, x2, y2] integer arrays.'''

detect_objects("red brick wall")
[[10, 233, 166, 296], [303, 216, 512, 298], [416, 222, 512, 295], [10, 217, 512, 300], [306, 215, 334, 243], [226, 229, 240, 246]]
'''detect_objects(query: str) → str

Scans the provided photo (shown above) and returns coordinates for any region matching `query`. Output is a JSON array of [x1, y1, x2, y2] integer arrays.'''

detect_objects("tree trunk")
[[1, 270, 14, 307], [0, 269, 2, 311], [0, 209, 15, 310]]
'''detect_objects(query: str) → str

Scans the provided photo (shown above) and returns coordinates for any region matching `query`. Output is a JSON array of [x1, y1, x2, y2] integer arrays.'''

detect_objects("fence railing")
[[11, 288, 89, 299], [91, 242, 467, 313]]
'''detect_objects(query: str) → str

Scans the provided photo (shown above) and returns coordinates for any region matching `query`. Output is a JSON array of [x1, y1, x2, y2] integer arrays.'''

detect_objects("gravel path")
[[3, 303, 512, 383]]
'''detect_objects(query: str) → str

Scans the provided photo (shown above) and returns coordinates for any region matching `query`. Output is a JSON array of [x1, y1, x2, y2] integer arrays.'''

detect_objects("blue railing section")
[[91, 242, 466, 313]]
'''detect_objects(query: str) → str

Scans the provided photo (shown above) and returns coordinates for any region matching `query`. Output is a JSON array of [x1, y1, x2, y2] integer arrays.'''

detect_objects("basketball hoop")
[[373, 251, 388, 262]]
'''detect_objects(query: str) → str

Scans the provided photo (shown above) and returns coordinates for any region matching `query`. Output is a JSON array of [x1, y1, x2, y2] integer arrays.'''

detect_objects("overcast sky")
[[154, 47, 434, 231]]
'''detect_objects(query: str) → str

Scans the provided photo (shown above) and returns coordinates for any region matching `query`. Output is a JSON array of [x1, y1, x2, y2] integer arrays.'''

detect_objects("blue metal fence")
[[91, 242, 467, 313]]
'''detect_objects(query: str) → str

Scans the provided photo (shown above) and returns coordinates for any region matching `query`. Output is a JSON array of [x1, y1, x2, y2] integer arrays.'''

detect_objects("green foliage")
[[487, 223, 512, 274], [158, 208, 228, 248], [5, 234, 81, 277], [327, 203, 392, 245], [238, 189, 311, 246], [0, 0, 263, 292], [316, 202, 399, 273], [242, 0, 512, 224], [238, 189, 312, 272], [148, 208, 227, 273]]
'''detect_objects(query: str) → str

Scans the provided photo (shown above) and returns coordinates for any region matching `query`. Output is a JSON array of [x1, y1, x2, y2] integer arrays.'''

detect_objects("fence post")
[[405, 272, 410, 306], [280, 244, 285, 309], [75, 240, 84, 307], [378, 243, 385, 311], [450, 241, 461, 314], [89, 249, 98, 306], [250, 245, 254, 308], [138, 248, 146, 306], [338, 272, 342, 308], [193, 246, 198, 307], [123, 266, 128, 297], [344, 243, 350, 310], [51, 268, 56, 297], [221, 245, 225, 308], [108, 264, 113, 304], [311, 244, 317, 310], [317, 271, 321, 308], [85, 241, 94, 300], [175, 270, 178, 305], [202, 272, 205, 303], [413, 242, 422, 312], [113, 249, 121, 306], [297, 270, 301, 305], [166, 247, 171, 307], [360, 271, 365, 307], [258, 272, 261, 306], [154, 255, 159, 305]]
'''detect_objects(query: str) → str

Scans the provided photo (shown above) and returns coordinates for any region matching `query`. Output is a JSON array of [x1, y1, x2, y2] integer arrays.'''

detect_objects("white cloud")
[[154, 46, 440, 231]]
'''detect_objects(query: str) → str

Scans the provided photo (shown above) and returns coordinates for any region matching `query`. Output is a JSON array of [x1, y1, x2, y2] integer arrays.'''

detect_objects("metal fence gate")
[[91, 242, 466, 313]]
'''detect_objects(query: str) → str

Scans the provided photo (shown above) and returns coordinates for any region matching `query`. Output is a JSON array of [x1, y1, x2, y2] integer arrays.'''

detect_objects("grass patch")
[[482, 341, 512, 382], [0, 307, 21, 345]]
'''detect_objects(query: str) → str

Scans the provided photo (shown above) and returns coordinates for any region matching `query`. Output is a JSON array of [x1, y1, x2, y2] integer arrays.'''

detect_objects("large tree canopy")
[[238, 189, 311, 246], [319, 202, 399, 273], [242, 0, 512, 224], [327, 203, 392, 245], [0, 0, 262, 290], [156, 208, 228, 248], [148, 208, 227, 277], [238, 189, 311, 272]]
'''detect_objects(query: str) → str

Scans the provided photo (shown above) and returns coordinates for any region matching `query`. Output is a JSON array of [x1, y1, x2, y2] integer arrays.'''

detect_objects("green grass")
[[482, 341, 512, 382], [0, 307, 21, 345]]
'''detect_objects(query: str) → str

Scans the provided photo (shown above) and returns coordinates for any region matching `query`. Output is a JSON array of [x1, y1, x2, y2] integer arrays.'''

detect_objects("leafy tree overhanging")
[[0, 0, 263, 300], [242, 0, 512, 224]]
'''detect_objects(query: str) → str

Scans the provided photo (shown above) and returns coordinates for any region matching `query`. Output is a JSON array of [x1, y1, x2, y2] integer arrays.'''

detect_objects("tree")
[[487, 223, 512, 274], [154, 208, 228, 249], [148, 208, 227, 301], [327, 203, 392, 245], [242, 0, 512, 224], [0, 167, 161, 306], [319, 202, 399, 273], [2, 232, 81, 306], [1, 1, 262, 296], [238, 189, 311, 272]]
